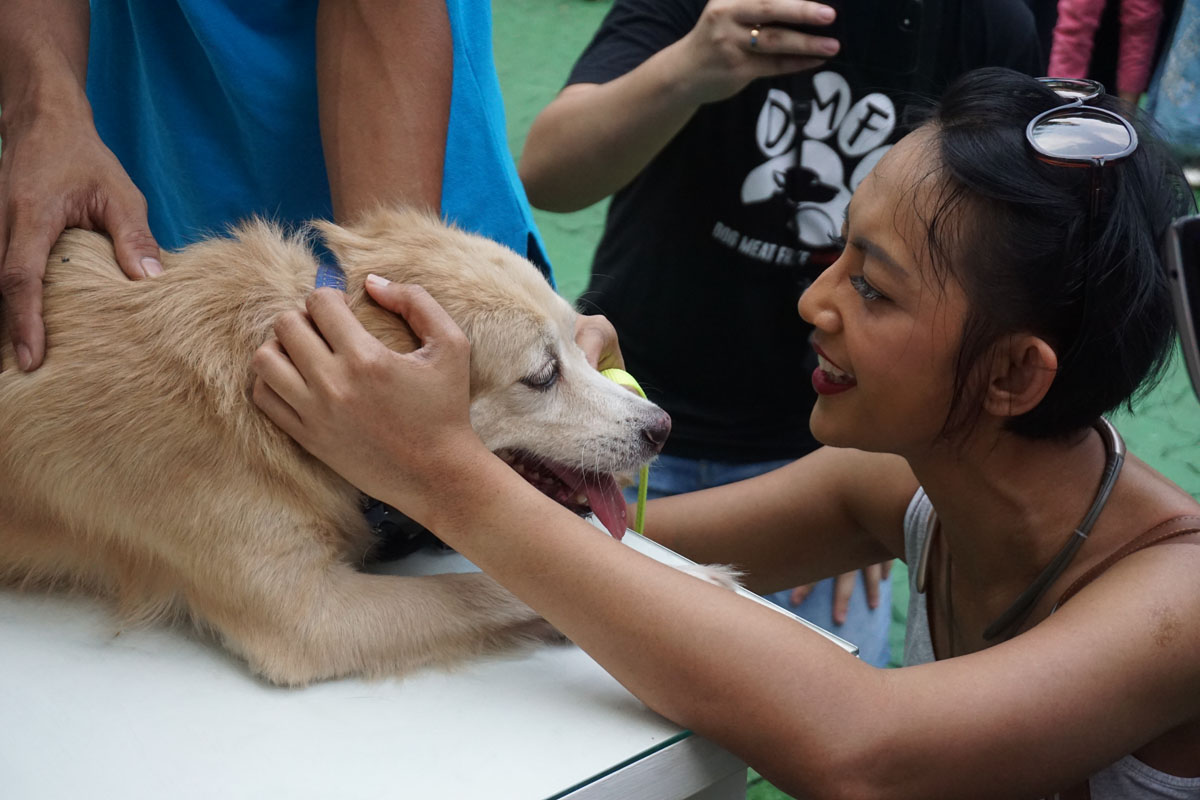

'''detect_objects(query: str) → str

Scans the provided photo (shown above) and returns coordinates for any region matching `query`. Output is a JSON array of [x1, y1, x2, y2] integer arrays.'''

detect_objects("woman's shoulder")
[[1101, 453, 1200, 562], [1050, 453, 1200, 640], [1069, 452, 1200, 593], [1121, 452, 1200, 511]]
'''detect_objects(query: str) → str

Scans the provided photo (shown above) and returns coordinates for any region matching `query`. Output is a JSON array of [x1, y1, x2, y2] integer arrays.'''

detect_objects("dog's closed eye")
[[521, 359, 560, 391]]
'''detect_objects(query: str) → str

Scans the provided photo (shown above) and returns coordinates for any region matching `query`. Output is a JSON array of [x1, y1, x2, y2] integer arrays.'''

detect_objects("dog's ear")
[[312, 206, 441, 271], [311, 218, 374, 270]]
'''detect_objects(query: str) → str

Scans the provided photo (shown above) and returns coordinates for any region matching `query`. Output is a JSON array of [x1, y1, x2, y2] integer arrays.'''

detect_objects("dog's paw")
[[674, 562, 743, 592]]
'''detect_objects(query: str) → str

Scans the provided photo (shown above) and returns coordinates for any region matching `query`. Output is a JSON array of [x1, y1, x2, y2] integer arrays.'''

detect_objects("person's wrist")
[[419, 434, 512, 535], [651, 39, 717, 108], [0, 62, 92, 138]]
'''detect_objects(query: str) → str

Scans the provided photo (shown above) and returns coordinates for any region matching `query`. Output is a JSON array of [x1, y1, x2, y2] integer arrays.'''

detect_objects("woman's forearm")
[[636, 448, 909, 593], [518, 43, 705, 213], [518, 2, 839, 212], [416, 450, 1197, 800], [419, 450, 890, 796]]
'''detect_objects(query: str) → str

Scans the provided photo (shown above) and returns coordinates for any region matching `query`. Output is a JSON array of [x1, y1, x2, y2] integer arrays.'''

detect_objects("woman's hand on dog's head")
[[251, 278, 486, 525]]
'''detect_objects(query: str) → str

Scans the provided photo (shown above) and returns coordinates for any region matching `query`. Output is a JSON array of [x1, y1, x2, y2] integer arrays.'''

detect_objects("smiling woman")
[[800, 126, 969, 455], [252, 68, 1200, 798]]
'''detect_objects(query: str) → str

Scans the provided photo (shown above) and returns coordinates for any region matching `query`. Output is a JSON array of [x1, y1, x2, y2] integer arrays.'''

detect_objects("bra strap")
[[1054, 515, 1200, 610]]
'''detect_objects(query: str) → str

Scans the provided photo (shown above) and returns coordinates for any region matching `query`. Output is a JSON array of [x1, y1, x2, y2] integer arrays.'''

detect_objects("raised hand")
[[673, 0, 840, 104]]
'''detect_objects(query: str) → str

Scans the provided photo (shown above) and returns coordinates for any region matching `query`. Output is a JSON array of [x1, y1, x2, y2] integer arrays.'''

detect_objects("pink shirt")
[[1049, 0, 1164, 95]]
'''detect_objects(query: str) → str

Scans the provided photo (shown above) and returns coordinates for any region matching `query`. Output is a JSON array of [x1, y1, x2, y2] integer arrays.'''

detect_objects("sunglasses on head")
[[1027, 77, 1138, 218], [1026, 78, 1139, 351], [1027, 78, 1138, 165]]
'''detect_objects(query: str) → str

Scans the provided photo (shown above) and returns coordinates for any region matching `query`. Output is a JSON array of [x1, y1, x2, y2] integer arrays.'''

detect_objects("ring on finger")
[[749, 25, 762, 50]]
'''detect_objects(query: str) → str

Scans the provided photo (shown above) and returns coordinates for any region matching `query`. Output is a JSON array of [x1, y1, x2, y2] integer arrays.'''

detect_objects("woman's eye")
[[849, 274, 887, 302], [522, 361, 560, 391]]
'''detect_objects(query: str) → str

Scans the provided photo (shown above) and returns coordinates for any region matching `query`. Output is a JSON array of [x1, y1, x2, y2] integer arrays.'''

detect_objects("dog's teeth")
[[574, 493, 587, 505]]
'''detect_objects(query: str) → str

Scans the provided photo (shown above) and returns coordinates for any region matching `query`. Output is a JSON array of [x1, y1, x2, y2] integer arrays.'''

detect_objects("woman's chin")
[[808, 408, 854, 449]]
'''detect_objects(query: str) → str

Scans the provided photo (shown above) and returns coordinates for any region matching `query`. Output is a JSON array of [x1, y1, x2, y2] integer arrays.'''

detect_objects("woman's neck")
[[907, 425, 1108, 619]]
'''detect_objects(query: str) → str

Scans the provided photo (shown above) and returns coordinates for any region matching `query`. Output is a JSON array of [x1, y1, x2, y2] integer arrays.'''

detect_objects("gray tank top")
[[902, 488, 1200, 798]]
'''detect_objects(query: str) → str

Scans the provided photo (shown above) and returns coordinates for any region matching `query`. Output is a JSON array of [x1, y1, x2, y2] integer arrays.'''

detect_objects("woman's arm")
[[518, 0, 839, 212], [430, 466, 1200, 798], [252, 280, 1200, 798], [315, 0, 452, 219], [639, 447, 910, 593]]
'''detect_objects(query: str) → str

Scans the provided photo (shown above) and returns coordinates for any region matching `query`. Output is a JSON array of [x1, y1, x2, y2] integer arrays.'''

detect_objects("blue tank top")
[[85, 0, 551, 278]]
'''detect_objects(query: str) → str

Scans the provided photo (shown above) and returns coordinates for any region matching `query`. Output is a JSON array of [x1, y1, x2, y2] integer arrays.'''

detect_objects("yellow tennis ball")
[[601, 368, 646, 398]]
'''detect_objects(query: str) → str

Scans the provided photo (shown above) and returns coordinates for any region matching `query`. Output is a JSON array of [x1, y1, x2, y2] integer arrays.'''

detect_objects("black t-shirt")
[[571, 0, 1041, 461]]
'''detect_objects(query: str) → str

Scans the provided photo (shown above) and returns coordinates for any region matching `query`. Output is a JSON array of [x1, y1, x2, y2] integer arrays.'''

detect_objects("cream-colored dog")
[[0, 207, 703, 685]]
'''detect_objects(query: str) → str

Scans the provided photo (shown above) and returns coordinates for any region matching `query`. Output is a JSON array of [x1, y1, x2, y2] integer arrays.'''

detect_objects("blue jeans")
[[632, 453, 893, 668]]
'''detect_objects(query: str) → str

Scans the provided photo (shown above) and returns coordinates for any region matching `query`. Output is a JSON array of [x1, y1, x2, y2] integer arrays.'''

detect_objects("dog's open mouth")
[[495, 448, 628, 540]]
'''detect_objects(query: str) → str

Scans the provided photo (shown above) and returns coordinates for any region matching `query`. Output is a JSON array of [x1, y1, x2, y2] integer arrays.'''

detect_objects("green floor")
[[491, 4, 1199, 798]]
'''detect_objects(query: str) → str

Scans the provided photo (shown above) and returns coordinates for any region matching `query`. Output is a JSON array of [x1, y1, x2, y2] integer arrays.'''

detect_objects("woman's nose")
[[798, 261, 842, 331]]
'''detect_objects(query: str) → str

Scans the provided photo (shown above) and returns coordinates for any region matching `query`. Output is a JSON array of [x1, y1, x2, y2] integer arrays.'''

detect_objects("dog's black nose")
[[642, 412, 672, 454]]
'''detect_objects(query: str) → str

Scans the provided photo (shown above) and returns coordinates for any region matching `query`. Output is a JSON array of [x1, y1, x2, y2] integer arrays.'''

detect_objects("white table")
[[0, 528, 855, 800]]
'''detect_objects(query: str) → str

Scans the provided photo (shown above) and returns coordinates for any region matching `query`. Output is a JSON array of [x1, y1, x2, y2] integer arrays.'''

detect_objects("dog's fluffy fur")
[[0, 208, 699, 685]]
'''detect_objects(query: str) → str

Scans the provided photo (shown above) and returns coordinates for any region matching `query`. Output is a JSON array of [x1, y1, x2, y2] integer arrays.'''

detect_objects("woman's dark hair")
[[922, 67, 1195, 440]]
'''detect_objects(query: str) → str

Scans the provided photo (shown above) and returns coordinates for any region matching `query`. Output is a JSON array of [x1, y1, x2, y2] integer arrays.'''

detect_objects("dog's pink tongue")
[[549, 464, 627, 540], [585, 474, 628, 541]]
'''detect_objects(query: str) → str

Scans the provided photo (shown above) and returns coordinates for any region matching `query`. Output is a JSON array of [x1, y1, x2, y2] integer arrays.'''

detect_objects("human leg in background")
[[1047, 0, 1105, 80], [629, 454, 894, 668], [1115, 0, 1165, 100]]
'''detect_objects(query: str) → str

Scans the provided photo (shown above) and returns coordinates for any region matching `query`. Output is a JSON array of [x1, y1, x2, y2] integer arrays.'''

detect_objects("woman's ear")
[[981, 334, 1058, 418]]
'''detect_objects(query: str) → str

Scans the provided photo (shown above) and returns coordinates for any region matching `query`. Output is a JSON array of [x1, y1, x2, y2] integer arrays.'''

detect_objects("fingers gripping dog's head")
[[316, 208, 670, 538]]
